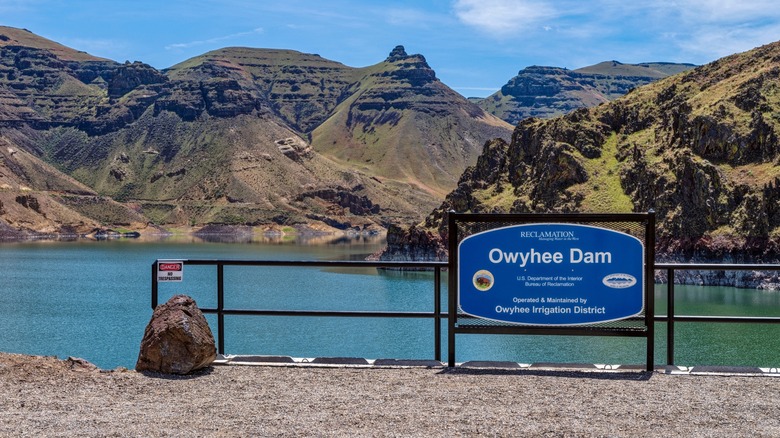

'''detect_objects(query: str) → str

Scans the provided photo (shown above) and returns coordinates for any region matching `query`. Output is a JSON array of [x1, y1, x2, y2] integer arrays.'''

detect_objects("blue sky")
[[2, 0, 780, 97]]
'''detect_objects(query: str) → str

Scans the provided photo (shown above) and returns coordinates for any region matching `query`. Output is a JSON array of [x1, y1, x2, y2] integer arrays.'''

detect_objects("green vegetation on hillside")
[[569, 133, 634, 213]]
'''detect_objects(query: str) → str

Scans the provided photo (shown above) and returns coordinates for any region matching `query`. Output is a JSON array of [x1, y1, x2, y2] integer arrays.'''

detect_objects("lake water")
[[2, 237, 780, 369]]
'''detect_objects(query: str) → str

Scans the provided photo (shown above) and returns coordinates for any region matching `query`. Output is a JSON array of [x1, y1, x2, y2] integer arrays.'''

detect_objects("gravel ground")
[[1, 353, 779, 437]]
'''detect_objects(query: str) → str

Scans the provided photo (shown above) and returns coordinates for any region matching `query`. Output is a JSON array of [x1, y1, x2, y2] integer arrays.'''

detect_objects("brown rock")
[[135, 295, 216, 374], [66, 356, 98, 371]]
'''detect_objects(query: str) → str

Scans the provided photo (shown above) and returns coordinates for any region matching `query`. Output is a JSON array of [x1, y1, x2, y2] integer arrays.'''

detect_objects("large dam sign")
[[458, 223, 644, 325], [447, 212, 656, 370]]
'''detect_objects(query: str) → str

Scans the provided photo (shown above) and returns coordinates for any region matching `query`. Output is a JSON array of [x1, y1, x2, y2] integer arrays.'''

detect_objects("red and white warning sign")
[[157, 260, 184, 282]]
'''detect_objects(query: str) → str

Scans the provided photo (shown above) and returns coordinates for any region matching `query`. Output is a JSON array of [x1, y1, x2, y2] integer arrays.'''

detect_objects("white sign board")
[[157, 260, 184, 282]]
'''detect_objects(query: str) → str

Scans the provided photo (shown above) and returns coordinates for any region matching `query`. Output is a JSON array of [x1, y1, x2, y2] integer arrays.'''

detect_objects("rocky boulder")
[[135, 294, 216, 374]]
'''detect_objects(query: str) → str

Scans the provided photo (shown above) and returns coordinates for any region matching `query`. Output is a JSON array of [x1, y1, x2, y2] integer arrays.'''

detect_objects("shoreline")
[[2, 352, 779, 436], [0, 225, 386, 245]]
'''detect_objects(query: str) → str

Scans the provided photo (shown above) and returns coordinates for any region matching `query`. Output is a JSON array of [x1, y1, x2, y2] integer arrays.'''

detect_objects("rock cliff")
[[477, 61, 695, 125]]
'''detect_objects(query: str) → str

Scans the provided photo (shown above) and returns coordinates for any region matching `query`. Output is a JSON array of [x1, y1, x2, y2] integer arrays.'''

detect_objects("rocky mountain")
[[380, 41, 780, 276], [310, 46, 510, 198], [476, 61, 696, 125], [0, 28, 158, 235], [165, 45, 511, 199], [0, 26, 512, 236]]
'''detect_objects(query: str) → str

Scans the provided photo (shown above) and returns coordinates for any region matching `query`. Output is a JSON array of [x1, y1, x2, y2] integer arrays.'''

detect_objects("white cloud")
[[651, 0, 780, 60], [668, 0, 780, 22], [677, 22, 780, 59], [452, 0, 557, 37], [445, 0, 780, 67], [165, 27, 264, 50]]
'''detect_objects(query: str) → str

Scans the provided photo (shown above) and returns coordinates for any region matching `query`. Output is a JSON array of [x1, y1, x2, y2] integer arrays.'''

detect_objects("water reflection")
[[4, 230, 386, 247], [166, 231, 384, 246]]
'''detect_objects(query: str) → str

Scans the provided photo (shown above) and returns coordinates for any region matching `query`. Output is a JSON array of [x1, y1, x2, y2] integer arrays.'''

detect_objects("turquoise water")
[[2, 238, 780, 369]]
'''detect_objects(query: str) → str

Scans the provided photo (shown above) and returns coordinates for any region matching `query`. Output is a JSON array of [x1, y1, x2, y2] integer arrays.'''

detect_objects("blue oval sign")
[[458, 223, 644, 325]]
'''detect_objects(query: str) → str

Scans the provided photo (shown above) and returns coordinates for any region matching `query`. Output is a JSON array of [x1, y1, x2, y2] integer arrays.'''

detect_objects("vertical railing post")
[[667, 268, 675, 366], [434, 266, 442, 362], [151, 261, 158, 309], [217, 263, 225, 355], [646, 211, 656, 372], [447, 212, 458, 367]]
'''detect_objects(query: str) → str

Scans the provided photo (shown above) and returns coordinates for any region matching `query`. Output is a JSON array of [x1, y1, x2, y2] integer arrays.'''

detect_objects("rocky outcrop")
[[107, 61, 168, 98], [275, 137, 311, 161], [15, 194, 42, 213], [381, 45, 437, 87], [379, 223, 447, 262], [135, 295, 216, 374], [478, 61, 696, 125], [296, 186, 380, 216], [0, 219, 27, 239], [152, 80, 204, 121], [349, 46, 445, 118], [165, 47, 355, 133], [0, 43, 174, 136]]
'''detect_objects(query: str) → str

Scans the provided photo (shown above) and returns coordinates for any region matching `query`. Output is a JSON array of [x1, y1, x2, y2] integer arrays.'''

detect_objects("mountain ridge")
[[0, 26, 110, 62], [0, 29, 513, 236], [476, 60, 696, 125]]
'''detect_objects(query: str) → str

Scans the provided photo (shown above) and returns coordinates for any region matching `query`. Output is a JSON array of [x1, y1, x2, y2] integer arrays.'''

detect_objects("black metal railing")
[[656, 263, 780, 366], [151, 259, 780, 366], [151, 260, 448, 360]]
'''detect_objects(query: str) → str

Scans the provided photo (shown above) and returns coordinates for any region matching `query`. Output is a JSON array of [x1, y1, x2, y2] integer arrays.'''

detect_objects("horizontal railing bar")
[[655, 263, 780, 271], [202, 309, 780, 324], [199, 309, 780, 324], [455, 326, 649, 336], [199, 308, 780, 324], [169, 259, 448, 268], [449, 212, 652, 223], [654, 315, 780, 323], [159, 259, 780, 271], [161, 259, 780, 271], [199, 308, 450, 318]]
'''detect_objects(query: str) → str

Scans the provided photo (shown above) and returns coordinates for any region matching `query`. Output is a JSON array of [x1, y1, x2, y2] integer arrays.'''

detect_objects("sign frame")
[[447, 212, 656, 370]]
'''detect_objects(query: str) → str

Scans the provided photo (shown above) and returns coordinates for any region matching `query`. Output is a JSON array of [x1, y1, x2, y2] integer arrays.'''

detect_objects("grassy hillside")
[[310, 47, 512, 198]]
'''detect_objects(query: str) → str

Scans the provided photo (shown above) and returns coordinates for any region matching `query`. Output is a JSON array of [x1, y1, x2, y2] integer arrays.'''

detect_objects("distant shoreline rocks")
[[0, 222, 385, 245]]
